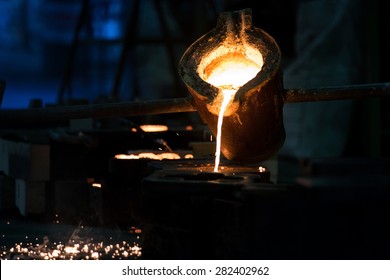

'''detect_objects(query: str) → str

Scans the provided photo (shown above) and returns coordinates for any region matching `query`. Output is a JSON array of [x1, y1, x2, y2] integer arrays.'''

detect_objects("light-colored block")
[[0, 138, 50, 181], [189, 142, 216, 158], [15, 179, 46, 216]]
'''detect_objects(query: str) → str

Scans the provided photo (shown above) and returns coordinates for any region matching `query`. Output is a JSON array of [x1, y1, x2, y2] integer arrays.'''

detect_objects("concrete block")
[[0, 138, 50, 181], [15, 179, 46, 216]]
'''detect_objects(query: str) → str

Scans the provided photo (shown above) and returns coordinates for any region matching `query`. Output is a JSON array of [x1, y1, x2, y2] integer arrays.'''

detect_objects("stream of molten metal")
[[206, 58, 261, 172], [214, 90, 235, 172]]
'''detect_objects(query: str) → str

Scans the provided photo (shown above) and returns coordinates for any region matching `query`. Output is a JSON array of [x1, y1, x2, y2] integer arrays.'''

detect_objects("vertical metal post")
[[58, 0, 90, 104], [110, 0, 140, 100]]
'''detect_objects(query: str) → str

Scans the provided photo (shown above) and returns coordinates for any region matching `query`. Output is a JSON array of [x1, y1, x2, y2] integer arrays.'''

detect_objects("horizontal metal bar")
[[0, 97, 196, 128], [1, 83, 389, 128], [284, 82, 390, 103]]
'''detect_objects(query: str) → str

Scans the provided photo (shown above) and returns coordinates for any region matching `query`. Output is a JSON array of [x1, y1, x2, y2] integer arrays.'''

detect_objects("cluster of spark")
[[1, 239, 142, 260]]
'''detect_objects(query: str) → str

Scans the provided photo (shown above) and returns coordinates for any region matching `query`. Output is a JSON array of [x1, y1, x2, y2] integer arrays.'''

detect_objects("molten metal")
[[179, 8, 285, 163]]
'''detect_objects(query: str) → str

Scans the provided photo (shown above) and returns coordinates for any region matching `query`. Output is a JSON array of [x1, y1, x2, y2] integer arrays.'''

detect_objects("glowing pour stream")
[[205, 58, 261, 172], [214, 90, 235, 172]]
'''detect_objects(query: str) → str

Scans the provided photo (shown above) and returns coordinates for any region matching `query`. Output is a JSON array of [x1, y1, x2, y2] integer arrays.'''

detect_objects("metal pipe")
[[0, 83, 390, 128], [0, 97, 196, 128], [284, 82, 390, 103]]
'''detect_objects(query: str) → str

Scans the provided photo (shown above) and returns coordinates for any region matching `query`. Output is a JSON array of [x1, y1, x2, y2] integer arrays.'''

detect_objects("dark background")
[[1, 0, 390, 260]]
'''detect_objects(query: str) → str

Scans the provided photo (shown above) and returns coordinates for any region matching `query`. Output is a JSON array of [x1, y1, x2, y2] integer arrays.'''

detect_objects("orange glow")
[[205, 52, 261, 93], [115, 153, 181, 160], [92, 183, 102, 188], [139, 125, 168, 132]]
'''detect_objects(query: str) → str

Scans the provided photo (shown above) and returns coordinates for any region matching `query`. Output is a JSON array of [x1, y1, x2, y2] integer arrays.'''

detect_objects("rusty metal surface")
[[284, 82, 390, 103], [1, 83, 390, 125], [1, 83, 389, 127], [0, 97, 196, 127]]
